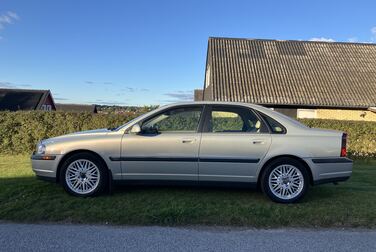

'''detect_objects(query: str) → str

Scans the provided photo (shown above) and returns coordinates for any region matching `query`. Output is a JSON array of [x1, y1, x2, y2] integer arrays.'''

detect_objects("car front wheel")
[[261, 157, 309, 203], [60, 153, 107, 197]]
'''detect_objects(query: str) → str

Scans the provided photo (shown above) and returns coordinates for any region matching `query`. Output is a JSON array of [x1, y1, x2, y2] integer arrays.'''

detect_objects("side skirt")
[[36, 175, 56, 183], [113, 179, 257, 189]]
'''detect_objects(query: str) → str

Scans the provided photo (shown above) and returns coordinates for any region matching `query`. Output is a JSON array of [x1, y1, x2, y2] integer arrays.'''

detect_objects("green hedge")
[[0, 111, 375, 158], [0, 111, 140, 154]]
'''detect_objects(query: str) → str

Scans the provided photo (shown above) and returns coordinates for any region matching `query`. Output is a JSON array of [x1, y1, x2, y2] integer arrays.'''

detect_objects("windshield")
[[114, 105, 166, 131], [114, 116, 142, 131]]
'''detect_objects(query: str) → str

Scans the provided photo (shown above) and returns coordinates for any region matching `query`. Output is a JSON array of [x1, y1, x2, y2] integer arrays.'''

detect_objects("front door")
[[198, 105, 271, 183], [120, 105, 204, 181]]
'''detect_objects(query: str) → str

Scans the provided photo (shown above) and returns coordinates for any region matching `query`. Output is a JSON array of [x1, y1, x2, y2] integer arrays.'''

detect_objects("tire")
[[60, 152, 108, 197], [261, 157, 309, 203]]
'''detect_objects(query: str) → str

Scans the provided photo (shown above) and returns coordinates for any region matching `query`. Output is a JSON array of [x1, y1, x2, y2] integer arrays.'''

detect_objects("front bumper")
[[304, 157, 353, 185], [31, 153, 63, 181]]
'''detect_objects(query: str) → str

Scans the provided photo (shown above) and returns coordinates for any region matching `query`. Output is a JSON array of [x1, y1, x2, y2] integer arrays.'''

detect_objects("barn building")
[[195, 37, 376, 121], [0, 88, 97, 113], [0, 88, 56, 111]]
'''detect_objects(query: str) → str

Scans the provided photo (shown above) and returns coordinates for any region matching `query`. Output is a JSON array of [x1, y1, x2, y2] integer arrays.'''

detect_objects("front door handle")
[[182, 138, 195, 144], [252, 140, 265, 144]]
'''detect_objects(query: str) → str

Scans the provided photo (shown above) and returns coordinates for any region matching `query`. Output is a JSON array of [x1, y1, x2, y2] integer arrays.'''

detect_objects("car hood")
[[68, 128, 111, 135], [42, 128, 112, 143]]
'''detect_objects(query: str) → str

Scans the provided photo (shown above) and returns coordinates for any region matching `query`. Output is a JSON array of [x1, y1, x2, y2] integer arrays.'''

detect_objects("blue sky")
[[0, 0, 375, 106]]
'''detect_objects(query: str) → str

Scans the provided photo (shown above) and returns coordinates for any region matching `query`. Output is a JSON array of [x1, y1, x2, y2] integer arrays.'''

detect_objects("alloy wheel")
[[268, 164, 304, 200], [65, 159, 101, 195]]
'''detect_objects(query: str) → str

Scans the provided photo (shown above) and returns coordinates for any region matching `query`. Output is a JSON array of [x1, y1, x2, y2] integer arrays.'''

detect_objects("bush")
[[0, 111, 375, 158], [0, 111, 141, 154]]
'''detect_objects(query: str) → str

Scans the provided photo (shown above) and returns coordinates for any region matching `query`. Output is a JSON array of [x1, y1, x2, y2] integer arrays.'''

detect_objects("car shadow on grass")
[[0, 175, 353, 203], [0, 175, 265, 198]]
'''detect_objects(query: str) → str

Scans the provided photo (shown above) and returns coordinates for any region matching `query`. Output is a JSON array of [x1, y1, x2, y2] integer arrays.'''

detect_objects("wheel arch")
[[257, 155, 314, 188], [56, 149, 110, 183]]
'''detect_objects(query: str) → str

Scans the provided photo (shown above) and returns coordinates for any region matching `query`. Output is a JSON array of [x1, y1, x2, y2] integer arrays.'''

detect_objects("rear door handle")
[[182, 138, 195, 144], [252, 140, 265, 144]]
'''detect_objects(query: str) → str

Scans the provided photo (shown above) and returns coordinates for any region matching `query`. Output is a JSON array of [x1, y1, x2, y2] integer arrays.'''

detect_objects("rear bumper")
[[304, 157, 353, 185], [31, 153, 63, 181]]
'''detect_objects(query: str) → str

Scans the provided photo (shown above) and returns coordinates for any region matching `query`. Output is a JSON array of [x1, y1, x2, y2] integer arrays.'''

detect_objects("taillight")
[[341, 133, 347, 157]]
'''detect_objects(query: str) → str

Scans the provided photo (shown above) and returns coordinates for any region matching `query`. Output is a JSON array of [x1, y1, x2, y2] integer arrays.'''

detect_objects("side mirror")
[[130, 124, 141, 134]]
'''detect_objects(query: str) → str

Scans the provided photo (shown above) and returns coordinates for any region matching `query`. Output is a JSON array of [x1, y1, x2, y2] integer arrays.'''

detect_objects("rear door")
[[198, 105, 271, 183]]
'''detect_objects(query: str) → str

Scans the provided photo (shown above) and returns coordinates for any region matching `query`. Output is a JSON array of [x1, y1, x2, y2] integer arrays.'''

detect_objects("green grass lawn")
[[0, 155, 375, 227]]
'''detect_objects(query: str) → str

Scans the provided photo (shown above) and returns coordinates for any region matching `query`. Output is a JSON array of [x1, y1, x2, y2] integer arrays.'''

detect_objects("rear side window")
[[207, 106, 268, 133], [212, 111, 244, 132], [260, 113, 286, 134]]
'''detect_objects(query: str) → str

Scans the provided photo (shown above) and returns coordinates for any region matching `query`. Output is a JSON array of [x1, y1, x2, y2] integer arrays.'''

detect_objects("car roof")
[[118, 101, 309, 133], [161, 101, 262, 108], [161, 101, 309, 131]]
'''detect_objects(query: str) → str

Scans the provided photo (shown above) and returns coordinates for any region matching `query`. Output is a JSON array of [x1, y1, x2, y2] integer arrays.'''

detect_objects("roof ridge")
[[208, 37, 376, 46], [0, 88, 50, 93]]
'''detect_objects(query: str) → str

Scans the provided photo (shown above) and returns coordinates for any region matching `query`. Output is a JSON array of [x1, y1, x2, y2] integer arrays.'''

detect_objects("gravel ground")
[[0, 223, 375, 251]]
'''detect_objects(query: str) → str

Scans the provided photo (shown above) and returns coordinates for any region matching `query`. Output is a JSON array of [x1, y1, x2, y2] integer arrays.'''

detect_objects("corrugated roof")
[[0, 88, 52, 111], [203, 37, 376, 109]]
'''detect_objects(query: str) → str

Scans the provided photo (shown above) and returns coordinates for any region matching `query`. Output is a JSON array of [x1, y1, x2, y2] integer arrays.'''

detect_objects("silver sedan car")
[[31, 102, 353, 203]]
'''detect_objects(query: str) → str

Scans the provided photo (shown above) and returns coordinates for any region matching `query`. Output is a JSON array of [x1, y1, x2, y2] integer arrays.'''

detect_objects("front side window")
[[142, 106, 202, 133], [209, 106, 267, 133]]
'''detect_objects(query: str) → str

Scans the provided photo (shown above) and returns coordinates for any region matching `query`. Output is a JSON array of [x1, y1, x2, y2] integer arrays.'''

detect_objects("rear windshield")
[[263, 109, 309, 129]]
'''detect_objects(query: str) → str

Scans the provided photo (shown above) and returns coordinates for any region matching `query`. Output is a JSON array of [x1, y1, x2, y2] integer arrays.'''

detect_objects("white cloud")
[[372, 26, 376, 35], [54, 97, 69, 101], [0, 11, 19, 40], [309, 37, 335, 42], [7, 11, 19, 20], [371, 26, 376, 42], [0, 81, 32, 88], [0, 81, 15, 88], [164, 90, 193, 102], [0, 11, 19, 30], [309, 26, 376, 44], [88, 99, 128, 105], [347, 37, 358, 42]]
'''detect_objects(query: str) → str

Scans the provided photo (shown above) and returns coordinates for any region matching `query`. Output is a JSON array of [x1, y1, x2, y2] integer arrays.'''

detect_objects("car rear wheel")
[[60, 153, 107, 197], [261, 157, 309, 203]]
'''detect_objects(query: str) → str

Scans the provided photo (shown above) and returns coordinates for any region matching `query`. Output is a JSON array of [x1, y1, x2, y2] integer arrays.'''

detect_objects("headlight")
[[36, 143, 46, 154]]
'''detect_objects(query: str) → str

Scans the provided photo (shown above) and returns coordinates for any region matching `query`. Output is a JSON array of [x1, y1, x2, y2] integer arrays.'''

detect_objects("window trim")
[[201, 104, 270, 134], [138, 105, 205, 134]]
